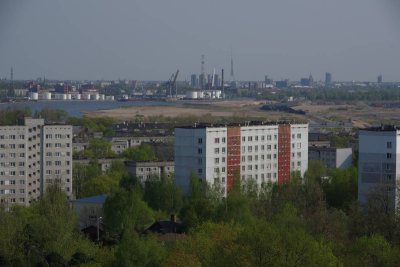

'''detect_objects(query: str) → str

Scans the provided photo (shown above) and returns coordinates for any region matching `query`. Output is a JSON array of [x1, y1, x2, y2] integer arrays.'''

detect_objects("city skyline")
[[1, 0, 400, 81]]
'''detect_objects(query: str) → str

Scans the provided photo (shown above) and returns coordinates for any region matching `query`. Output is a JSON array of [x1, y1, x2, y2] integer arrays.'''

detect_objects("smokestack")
[[221, 69, 224, 98]]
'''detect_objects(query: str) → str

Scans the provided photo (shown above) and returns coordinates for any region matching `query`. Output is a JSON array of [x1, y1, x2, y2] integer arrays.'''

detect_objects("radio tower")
[[200, 54, 205, 90], [10, 67, 14, 89], [230, 48, 236, 88]]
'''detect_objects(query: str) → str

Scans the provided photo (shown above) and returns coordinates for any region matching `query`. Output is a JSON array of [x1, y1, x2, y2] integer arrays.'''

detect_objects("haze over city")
[[1, 0, 400, 81]]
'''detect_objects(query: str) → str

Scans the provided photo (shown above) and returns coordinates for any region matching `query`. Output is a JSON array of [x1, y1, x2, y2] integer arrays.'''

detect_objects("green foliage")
[[143, 174, 182, 214], [67, 116, 115, 135], [103, 190, 154, 235], [123, 144, 157, 161], [0, 186, 101, 266], [322, 167, 358, 210], [34, 108, 68, 123], [73, 160, 126, 198], [0, 108, 32, 126], [115, 227, 166, 267]]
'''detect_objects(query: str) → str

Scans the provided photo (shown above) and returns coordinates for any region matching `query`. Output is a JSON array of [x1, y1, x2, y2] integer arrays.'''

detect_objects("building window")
[[297, 134, 301, 139], [387, 153, 392, 159], [387, 142, 392, 149], [222, 147, 226, 153], [248, 136, 252, 142], [214, 148, 220, 154], [198, 158, 203, 164], [198, 169, 203, 175], [214, 138, 220, 144], [222, 137, 226, 143], [198, 148, 203, 154], [242, 156, 246, 162], [221, 167, 226, 173], [255, 136, 258, 141], [242, 136, 246, 142], [215, 158, 220, 164], [214, 168, 220, 173]]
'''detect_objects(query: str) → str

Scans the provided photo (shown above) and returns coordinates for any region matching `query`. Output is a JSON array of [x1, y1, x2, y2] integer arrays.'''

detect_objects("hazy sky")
[[1, 0, 400, 81]]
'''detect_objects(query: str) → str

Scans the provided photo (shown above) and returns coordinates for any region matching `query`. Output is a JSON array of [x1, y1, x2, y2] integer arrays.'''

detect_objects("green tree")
[[123, 144, 157, 161], [115, 227, 166, 267], [103, 190, 154, 235]]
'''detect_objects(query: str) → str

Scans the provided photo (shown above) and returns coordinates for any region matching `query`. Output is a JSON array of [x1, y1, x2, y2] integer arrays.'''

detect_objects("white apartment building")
[[0, 118, 72, 208], [358, 126, 400, 212], [175, 122, 308, 195]]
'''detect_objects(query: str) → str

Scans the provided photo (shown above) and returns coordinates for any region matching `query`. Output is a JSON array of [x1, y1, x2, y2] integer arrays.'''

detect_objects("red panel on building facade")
[[227, 127, 241, 191], [278, 124, 291, 185]]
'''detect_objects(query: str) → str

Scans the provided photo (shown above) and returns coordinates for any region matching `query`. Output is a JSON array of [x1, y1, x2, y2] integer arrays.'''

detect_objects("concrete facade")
[[174, 122, 308, 195], [0, 118, 72, 208], [358, 127, 400, 212], [308, 147, 353, 169], [125, 161, 174, 183]]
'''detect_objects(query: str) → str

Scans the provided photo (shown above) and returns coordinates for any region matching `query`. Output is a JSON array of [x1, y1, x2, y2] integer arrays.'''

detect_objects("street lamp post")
[[97, 216, 103, 242]]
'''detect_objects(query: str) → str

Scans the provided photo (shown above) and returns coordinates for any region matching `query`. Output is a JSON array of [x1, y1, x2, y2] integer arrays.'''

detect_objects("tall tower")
[[230, 48, 236, 89], [10, 67, 14, 89], [200, 54, 206, 90]]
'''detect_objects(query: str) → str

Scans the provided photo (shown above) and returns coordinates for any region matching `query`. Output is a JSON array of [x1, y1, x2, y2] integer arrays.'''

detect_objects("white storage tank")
[[75, 94, 81, 100], [99, 94, 105, 100], [42, 92, 52, 100], [66, 94, 72, 100], [29, 92, 39, 100], [83, 94, 91, 100], [197, 91, 204, 99], [215, 90, 222, 99], [186, 91, 198, 99]]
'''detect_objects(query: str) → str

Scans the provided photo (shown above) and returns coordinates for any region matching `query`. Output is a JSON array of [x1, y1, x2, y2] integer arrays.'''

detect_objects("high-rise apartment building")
[[325, 72, 332, 87], [175, 122, 308, 195], [0, 118, 72, 208], [190, 74, 198, 88], [358, 126, 400, 212]]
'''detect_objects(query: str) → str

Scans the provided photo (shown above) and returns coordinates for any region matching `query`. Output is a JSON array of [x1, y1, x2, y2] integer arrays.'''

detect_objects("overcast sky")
[[0, 0, 399, 81]]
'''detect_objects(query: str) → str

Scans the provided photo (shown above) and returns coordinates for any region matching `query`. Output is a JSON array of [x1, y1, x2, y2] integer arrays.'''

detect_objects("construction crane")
[[166, 70, 179, 98]]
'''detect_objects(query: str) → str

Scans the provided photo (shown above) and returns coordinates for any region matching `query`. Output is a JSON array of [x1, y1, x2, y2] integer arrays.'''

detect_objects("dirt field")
[[84, 99, 400, 127], [83, 100, 304, 121]]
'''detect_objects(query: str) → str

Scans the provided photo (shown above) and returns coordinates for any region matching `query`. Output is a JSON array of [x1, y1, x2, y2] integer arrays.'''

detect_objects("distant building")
[[125, 161, 174, 183], [265, 75, 273, 85], [276, 80, 289, 89], [0, 118, 72, 208], [358, 126, 400, 212], [300, 78, 311, 87], [325, 72, 332, 87], [190, 74, 198, 88], [308, 147, 352, 169], [378, 75, 383, 83]]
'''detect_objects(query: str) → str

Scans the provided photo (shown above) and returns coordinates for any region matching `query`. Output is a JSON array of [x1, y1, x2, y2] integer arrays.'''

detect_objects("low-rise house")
[[144, 215, 185, 243], [71, 194, 107, 230]]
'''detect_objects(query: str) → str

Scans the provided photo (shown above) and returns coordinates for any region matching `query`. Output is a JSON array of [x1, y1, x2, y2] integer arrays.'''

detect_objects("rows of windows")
[[241, 134, 278, 142], [45, 161, 71, 166], [45, 169, 71, 175], [45, 143, 70, 148], [241, 173, 277, 181], [0, 171, 26, 176], [45, 134, 71, 139], [0, 134, 25, 140]]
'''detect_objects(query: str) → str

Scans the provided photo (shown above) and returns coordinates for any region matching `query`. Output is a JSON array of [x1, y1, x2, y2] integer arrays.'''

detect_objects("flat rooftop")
[[361, 125, 400, 132], [177, 120, 308, 129]]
